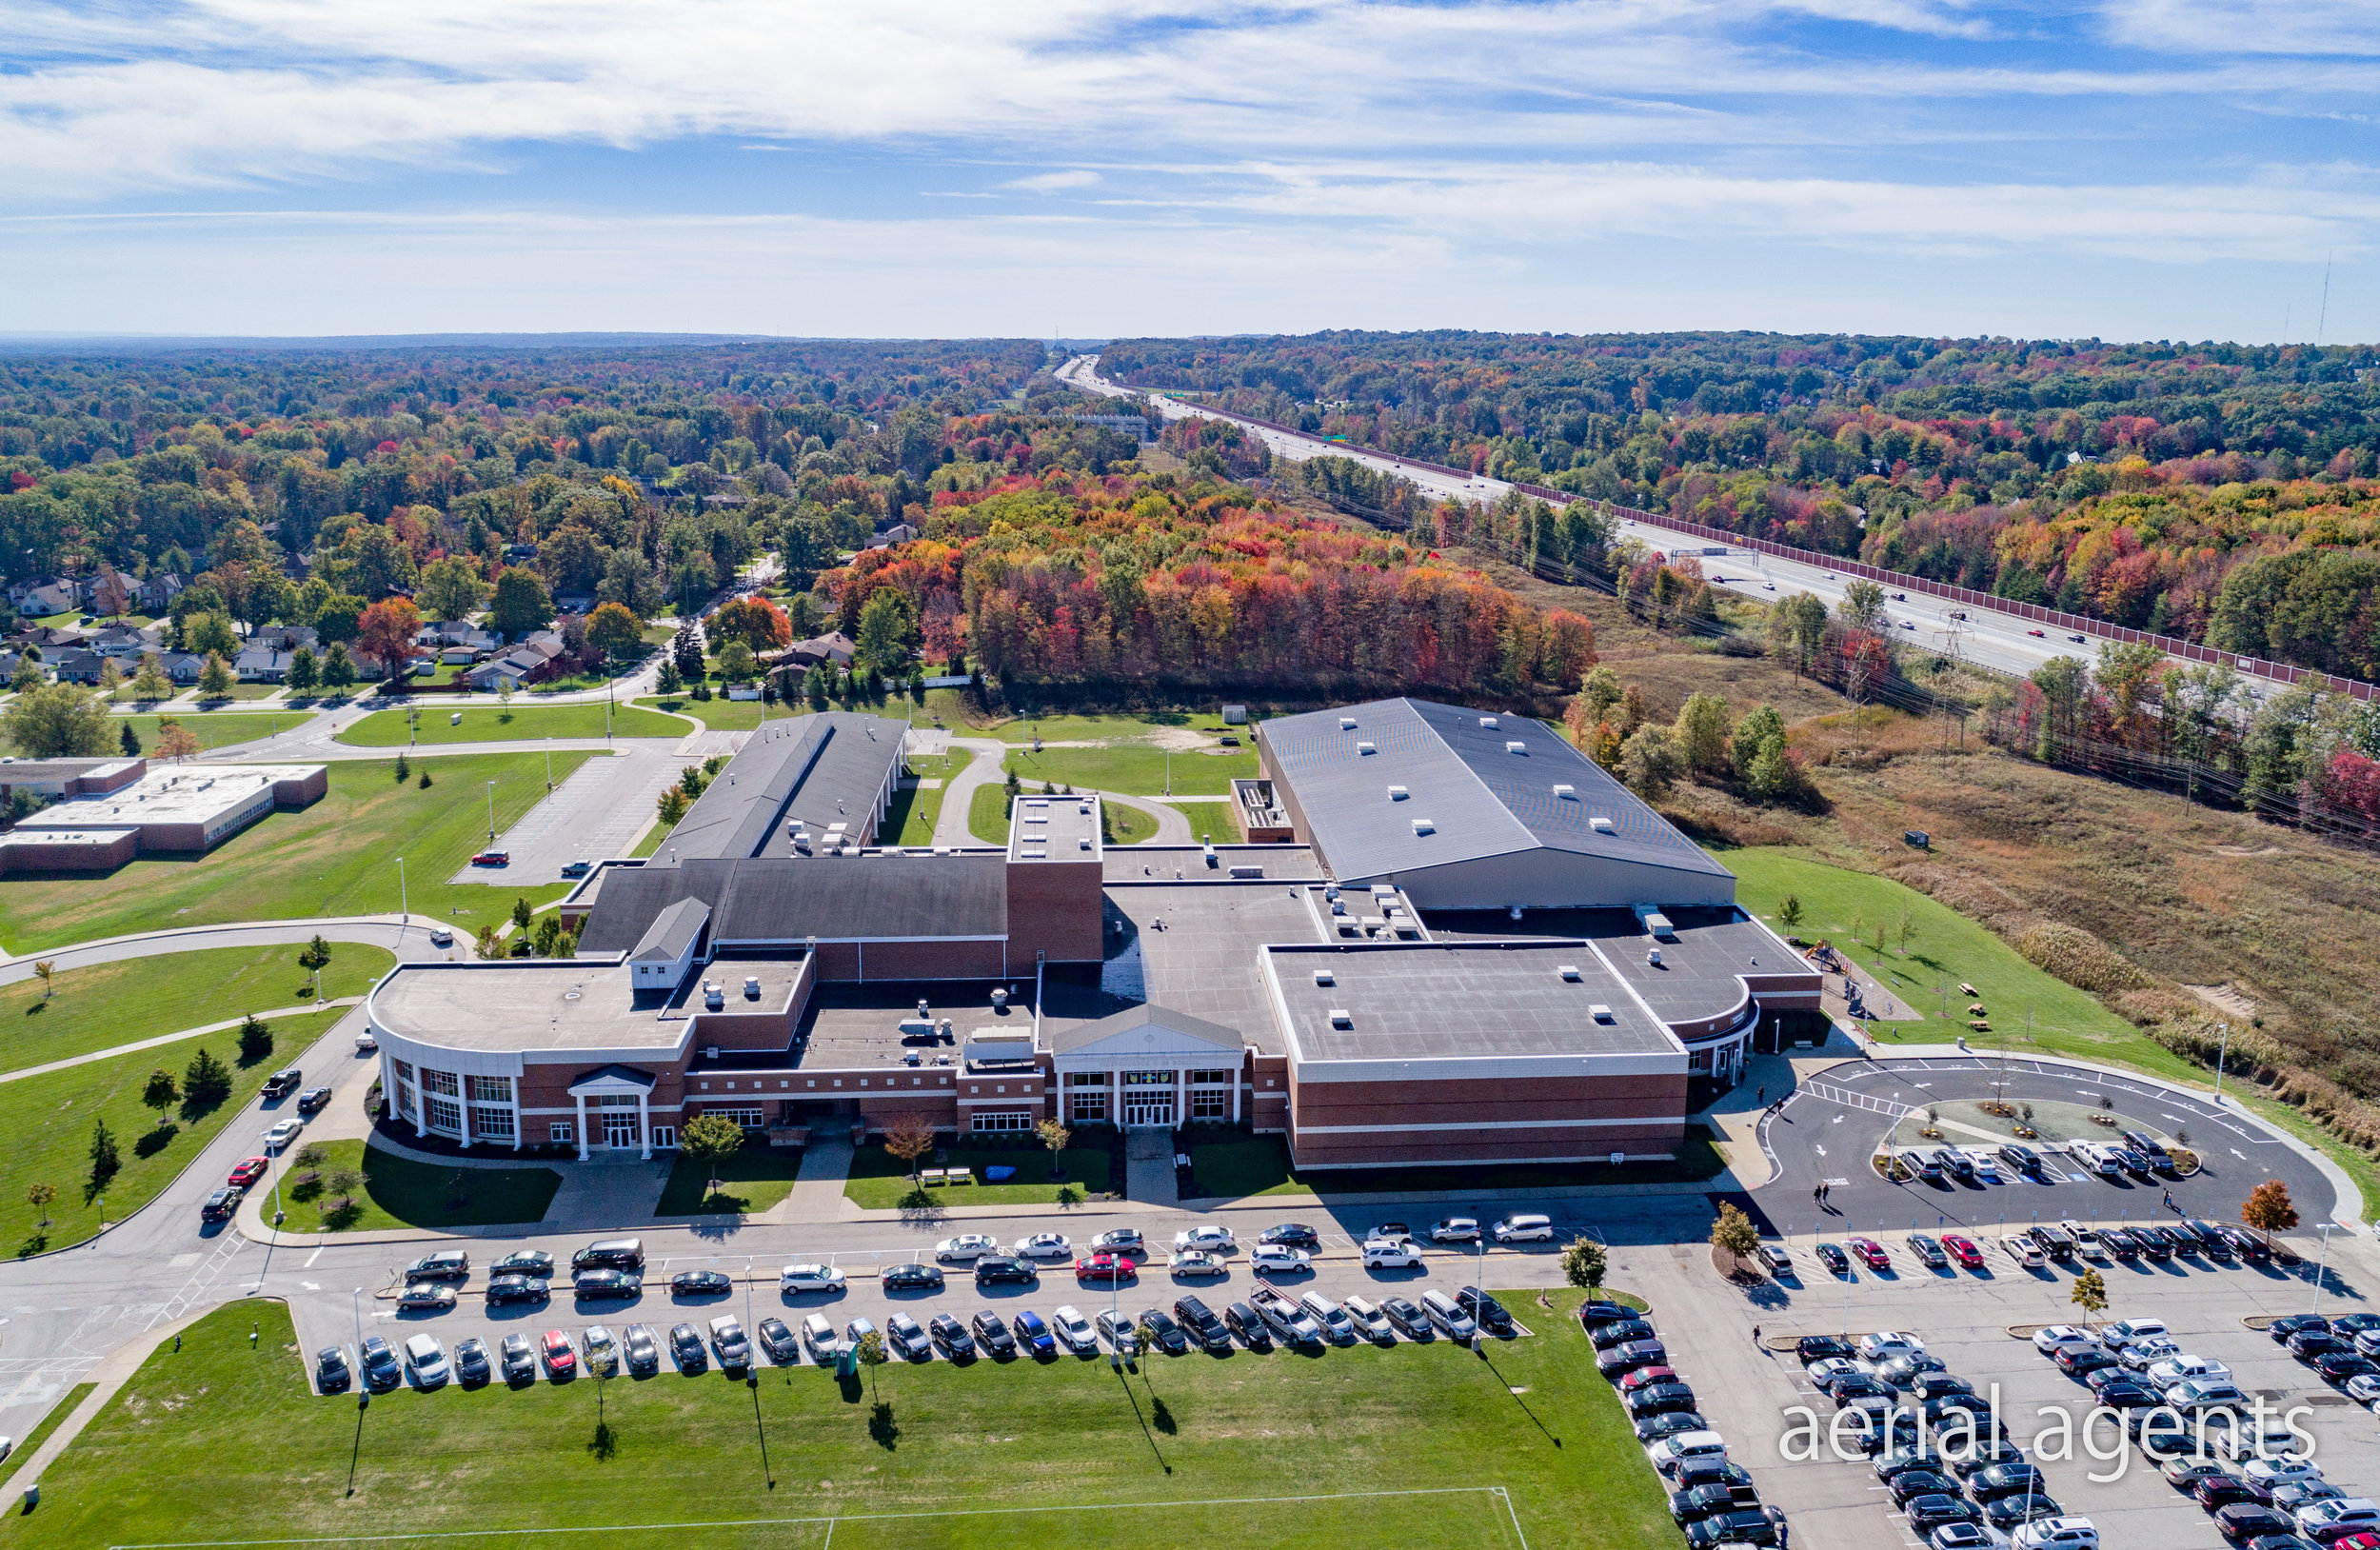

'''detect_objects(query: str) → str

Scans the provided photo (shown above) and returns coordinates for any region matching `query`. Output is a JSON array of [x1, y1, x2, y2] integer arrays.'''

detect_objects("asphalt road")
[[1060, 354, 2280, 699]]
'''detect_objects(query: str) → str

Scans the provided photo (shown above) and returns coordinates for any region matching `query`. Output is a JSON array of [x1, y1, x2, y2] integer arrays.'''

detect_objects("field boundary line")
[[110, 1485, 1519, 1548]]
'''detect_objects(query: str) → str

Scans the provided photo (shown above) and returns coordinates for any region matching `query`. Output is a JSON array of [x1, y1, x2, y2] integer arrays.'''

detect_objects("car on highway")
[[201, 1185, 245, 1222], [778, 1262, 845, 1295], [499, 1332, 537, 1383], [882, 1262, 944, 1292], [1015, 1233, 1072, 1259], [227, 1157, 268, 1187], [2028, 628, 2046, 638], [670, 1269, 732, 1297]]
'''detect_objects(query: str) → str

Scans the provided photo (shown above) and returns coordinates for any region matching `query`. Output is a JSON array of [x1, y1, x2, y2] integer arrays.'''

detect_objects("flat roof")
[[1423, 905, 1807, 1029], [693, 979, 1035, 1075], [17, 764, 321, 829], [1263, 940, 1681, 1068], [370, 957, 808, 1060], [1103, 845, 1325, 883], [661, 712, 905, 863], [0, 827, 134, 847], [579, 852, 1008, 954], [1009, 794, 1101, 864], [1258, 698, 1731, 891], [1099, 883, 1332, 1056]]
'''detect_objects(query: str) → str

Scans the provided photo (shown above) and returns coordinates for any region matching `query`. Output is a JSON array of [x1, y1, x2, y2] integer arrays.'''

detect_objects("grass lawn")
[[1185, 1125, 1731, 1200], [8, 1292, 1669, 1550], [967, 782, 1011, 845], [654, 1146, 804, 1216], [981, 708, 1218, 743], [0, 943, 395, 1074], [1719, 849, 2195, 1080], [191, 684, 286, 702], [0, 1010, 349, 1254], [337, 703, 690, 745], [0, 751, 593, 955], [1170, 799, 1240, 844], [1101, 798, 1159, 845], [883, 747, 975, 846], [0, 1381, 92, 1494], [290, 1140, 562, 1233], [1004, 743, 1256, 796], [632, 695, 805, 732], [627, 819, 673, 858], [11, 709, 305, 757], [845, 1138, 1118, 1208]]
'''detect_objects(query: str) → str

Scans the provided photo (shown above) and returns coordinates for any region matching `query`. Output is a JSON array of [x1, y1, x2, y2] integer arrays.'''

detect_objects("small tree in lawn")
[[141, 1067, 180, 1129], [853, 1326, 888, 1399], [156, 722, 202, 762], [677, 1112, 744, 1202], [1710, 1202, 1761, 1268], [89, 1117, 120, 1192], [1776, 895, 1803, 936], [298, 934, 333, 999], [2242, 1179, 2298, 1247], [883, 1112, 938, 1182], [237, 1014, 273, 1064], [1035, 1117, 1071, 1180], [2070, 1266, 2108, 1323], [25, 1182, 53, 1230], [182, 1046, 231, 1112], [1561, 1236, 1609, 1298], [31, 960, 54, 1000], [198, 650, 235, 699]]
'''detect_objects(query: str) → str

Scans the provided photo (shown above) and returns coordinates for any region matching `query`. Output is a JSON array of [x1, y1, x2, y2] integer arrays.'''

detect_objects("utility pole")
[[396, 856, 407, 927], [2212, 1023, 2230, 1105], [485, 780, 498, 842]]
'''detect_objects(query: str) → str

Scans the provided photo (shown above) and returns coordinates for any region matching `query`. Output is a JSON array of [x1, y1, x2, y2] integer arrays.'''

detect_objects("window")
[[423, 1069, 460, 1097], [426, 1097, 463, 1135], [466, 1074, 512, 1103], [549, 1122, 574, 1145], [393, 1060, 414, 1083], [471, 1105, 515, 1140], [1064, 1071, 1106, 1087], [1121, 1070, 1174, 1086], [1191, 1091, 1228, 1121], [706, 1107, 764, 1129], [397, 1082, 418, 1120], [1189, 1069, 1235, 1085], [971, 1111, 1035, 1133], [1071, 1091, 1109, 1123], [649, 1125, 677, 1149]]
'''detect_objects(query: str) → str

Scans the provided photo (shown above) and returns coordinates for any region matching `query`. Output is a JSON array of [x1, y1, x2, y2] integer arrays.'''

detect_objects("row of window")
[[1063, 1069, 1238, 1087], [1069, 1091, 1229, 1123]]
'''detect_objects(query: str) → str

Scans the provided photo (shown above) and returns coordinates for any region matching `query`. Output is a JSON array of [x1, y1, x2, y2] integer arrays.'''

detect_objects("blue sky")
[[2, 0, 2376, 341]]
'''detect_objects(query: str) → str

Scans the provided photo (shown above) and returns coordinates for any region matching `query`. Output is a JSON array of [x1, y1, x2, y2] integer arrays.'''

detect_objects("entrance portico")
[[1048, 1004, 1247, 1130], [567, 1065, 656, 1162]]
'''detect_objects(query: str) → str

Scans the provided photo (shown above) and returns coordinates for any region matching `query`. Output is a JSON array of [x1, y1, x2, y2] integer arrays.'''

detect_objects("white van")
[[1299, 1292, 1359, 1344], [2098, 1318, 2168, 1351], [403, 1334, 449, 1388], [1491, 1214, 1555, 1243], [1649, 1430, 1728, 1478], [1418, 1290, 1478, 1341], [2013, 1518, 2098, 1550]]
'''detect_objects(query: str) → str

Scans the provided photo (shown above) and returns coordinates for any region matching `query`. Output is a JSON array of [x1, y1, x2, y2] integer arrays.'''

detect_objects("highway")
[[1061, 354, 2263, 693]]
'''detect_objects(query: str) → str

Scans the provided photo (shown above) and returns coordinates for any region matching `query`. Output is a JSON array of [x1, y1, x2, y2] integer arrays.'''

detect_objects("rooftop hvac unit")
[[1505, 741, 1527, 754], [1552, 784, 1576, 798], [1339, 716, 1358, 729], [1589, 1004, 1614, 1023], [1410, 817, 1434, 834], [1386, 785, 1408, 800], [1327, 1008, 1353, 1027], [1312, 968, 1335, 985], [744, 976, 761, 999], [1356, 741, 1376, 755], [704, 984, 724, 1010], [1558, 964, 1580, 980], [1478, 716, 1498, 728], [1078, 837, 1092, 850], [1589, 815, 1616, 834], [991, 986, 1009, 1008]]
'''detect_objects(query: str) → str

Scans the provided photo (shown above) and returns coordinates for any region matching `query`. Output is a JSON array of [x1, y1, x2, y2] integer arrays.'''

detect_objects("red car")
[[1847, 1237, 1890, 1270], [540, 1329, 576, 1377], [1616, 1364, 1678, 1394], [227, 1156, 268, 1188], [469, 850, 510, 867], [1074, 1253, 1134, 1283], [1941, 1235, 1984, 1268]]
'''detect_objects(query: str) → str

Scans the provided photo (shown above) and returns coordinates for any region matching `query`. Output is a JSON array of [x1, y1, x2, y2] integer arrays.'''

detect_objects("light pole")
[[395, 856, 407, 926], [2311, 1223, 2338, 1316], [2212, 1023, 2231, 1105], [486, 780, 497, 842], [545, 736, 553, 792]]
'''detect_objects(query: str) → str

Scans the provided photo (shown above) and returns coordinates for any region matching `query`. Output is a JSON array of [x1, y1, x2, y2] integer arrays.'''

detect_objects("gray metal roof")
[[579, 854, 1008, 954], [661, 711, 905, 863], [1044, 1002, 1245, 1055], [1423, 904, 1806, 1032], [1264, 940, 1678, 1064], [628, 896, 708, 964], [1258, 698, 1731, 893]]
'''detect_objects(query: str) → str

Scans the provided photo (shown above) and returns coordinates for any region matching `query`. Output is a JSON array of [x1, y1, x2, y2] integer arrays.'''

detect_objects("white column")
[[638, 1092, 652, 1161], [1173, 1067, 1185, 1130], [574, 1092, 588, 1162], [510, 1091, 522, 1151], [1109, 1067, 1122, 1127], [1231, 1063, 1241, 1123]]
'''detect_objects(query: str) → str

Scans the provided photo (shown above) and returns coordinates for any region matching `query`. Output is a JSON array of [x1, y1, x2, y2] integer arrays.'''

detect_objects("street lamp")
[[395, 855, 407, 927], [2212, 1023, 2231, 1105], [2311, 1223, 2338, 1317], [486, 780, 498, 842]]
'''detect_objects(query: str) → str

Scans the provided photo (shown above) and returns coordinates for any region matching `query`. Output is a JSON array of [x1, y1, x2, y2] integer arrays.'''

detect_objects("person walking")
[[1756, 1086, 1766, 1104]]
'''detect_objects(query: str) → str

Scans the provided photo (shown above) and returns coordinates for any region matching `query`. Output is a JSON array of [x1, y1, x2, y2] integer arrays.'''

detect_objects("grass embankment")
[[0, 1009, 351, 1254], [289, 1140, 562, 1233], [0, 1381, 92, 1493], [7, 709, 306, 757], [967, 783, 1011, 846], [655, 1148, 805, 1216], [1187, 1126, 1731, 1201], [336, 704, 689, 745], [1171, 800, 1240, 843], [883, 747, 975, 847], [844, 1138, 1120, 1208], [0, 944, 394, 1073], [7, 1294, 1667, 1549], [632, 696, 803, 733], [0, 752, 593, 955], [1101, 799, 1159, 845], [1004, 743, 1256, 796]]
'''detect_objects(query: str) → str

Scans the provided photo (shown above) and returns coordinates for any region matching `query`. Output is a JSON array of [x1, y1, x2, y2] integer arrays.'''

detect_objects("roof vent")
[[1478, 716, 1498, 728], [1589, 1004, 1615, 1023], [1589, 815, 1616, 834], [1552, 783, 1576, 798], [1410, 817, 1434, 835], [1312, 968, 1334, 986], [1327, 1007, 1353, 1028], [1505, 741, 1527, 754], [1356, 741, 1376, 755], [1558, 964, 1581, 981], [1386, 785, 1408, 800], [1339, 716, 1358, 729]]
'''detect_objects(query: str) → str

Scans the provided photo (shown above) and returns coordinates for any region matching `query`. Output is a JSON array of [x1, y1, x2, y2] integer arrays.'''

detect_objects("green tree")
[[1732, 705, 1786, 779], [2070, 1266, 2108, 1321], [183, 610, 239, 659], [510, 897, 534, 932], [140, 1067, 180, 1126], [1839, 578, 1888, 633], [25, 1182, 54, 1230], [853, 1325, 888, 1398], [1746, 732, 1799, 802], [715, 640, 757, 682], [285, 646, 317, 694], [655, 658, 684, 695], [8, 655, 43, 694], [1776, 894, 1804, 934], [1560, 1236, 1609, 1295], [1769, 592, 1828, 674], [312, 592, 366, 645], [678, 1112, 745, 1200], [1710, 1201, 1761, 1263], [655, 786, 689, 825], [416, 554, 489, 621], [183, 1046, 231, 1110], [89, 1117, 120, 1189], [118, 719, 140, 757], [488, 566, 554, 638], [320, 642, 357, 688], [585, 601, 645, 664], [237, 1014, 273, 1064], [297, 934, 332, 998], [1035, 1117, 1072, 1179], [1672, 691, 1732, 776], [856, 588, 919, 673], [1619, 725, 1680, 799], [130, 652, 173, 701], [3, 682, 112, 758], [198, 650, 236, 699]]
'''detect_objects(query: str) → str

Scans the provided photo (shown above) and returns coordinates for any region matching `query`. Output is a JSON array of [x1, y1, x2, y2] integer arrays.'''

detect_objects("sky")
[[1, 0, 2377, 342]]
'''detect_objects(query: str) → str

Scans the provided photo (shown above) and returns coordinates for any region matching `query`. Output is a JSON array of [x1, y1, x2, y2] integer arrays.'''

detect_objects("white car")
[[934, 1234, 1002, 1262], [2146, 1354, 2231, 1388], [2116, 1337, 2180, 1372], [2165, 1378, 2248, 1410], [1962, 1148, 2002, 1181], [778, 1262, 846, 1294], [1050, 1305, 1099, 1352], [2013, 1519, 2098, 1550], [263, 1118, 304, 1150], [2348, 1373, 2380, 1406], [1806, 1357, 1877, 1388], [1429, 1218, 1480, 1243], [2001, 1235, 2045, 1268], [1341, 1295, 1394, 1341], [799, 1313, 840, 1361], [1857, 1330, 1925, 1361], [2033, 1324, 2095, 1355], [353, 1030, 378, 1054], [1249, 1244, 1312, 1274], [1172, 1226, 1237, 1255], [2244, 1457, 2325, 1487], [1648, 1430, 1729, 1477], [2060, 1222, 2106, 1259], [403, 1334, 449, 1388], [2099, 1317, 2170, 1351], [2297, 1500, 2380, 1540], [1168, 1250, 1228, 1277], [1361, 1238, 1424, 1268], [1015, 1233, 1073, 1260]]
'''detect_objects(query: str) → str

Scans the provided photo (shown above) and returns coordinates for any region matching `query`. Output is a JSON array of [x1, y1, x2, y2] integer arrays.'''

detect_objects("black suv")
[[485, 1275, 548, 1305], [1172, 1296, 1233, 1352], [756, 1317, 800, 1364], [930, 1315, 977, 1360], [1137, 1308, 1190, 1356], [973, 1256, 1038, 1286], [1223, 1302, 1275, 1350], [571, 1239, 645, 1273], [571, 1269, 642, 1300], [669, 1322, 706, 1372], [1456, 1287, 1515, 1336], [970, 1311, 1019, 1358]]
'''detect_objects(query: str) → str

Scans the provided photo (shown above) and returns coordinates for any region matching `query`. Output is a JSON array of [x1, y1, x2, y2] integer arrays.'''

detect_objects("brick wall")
[[1003, 859, 1103, 963]]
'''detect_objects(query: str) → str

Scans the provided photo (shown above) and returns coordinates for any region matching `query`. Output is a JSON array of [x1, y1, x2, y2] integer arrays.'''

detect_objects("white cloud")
[[2099, 0, 2380, 56], [1002, 170, 1102, 194]]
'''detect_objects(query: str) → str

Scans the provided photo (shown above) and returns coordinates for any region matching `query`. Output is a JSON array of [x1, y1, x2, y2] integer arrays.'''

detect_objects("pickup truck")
[[1248, 1285, 1324, 1346]]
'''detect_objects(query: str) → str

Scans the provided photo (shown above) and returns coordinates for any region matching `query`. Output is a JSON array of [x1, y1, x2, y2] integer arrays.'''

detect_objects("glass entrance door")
[[603, 1112, 641, 1149], [1123, 1095, 1175, 1128]]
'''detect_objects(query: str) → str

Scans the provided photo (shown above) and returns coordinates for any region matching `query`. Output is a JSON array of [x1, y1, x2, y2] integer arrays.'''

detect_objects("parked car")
[[1339, 1294, 1395, 1344], [881, 1314, 929, 1362], [779, 1262, 846, 1295], [1455, 1286, 1515, 1336], [881, 1262, 945, 1292], [1757, 1244, 1795, 1276], [1251, 1285, 1325, 1345], [406, 1250, 471, 1282], [469, 850, 509, 866], [1091, 1228, 1145, 1255], [970, 1312, 1018, 1359], [669, 1322, 706, 1373], [1941, 1235, 1984, 1268], [1598, 1340, 1669, 1377], [1072, 1253, 1132, 1283], [928, 1315, 976, 1360], [397, 1281, 456, 1311], [1491, 1214, 1555, 1242], [500, 1332, 538, 1382], [571, 1238, 645, 1272], [540, 1329, 577, 1377], [1015, 1233, 1073, 1259], [1169, 1250, 1229, 1277], [1050, 1305, 1099, 1353], [491, 1250, 555, 1280], [1224, 1302, 1276, 1350], [1430, 1218, 1481, 1243], [360, 1335, 402, 1390], [1847, 1237, 1891, 1270], [1249, 1244, 1314, 1274], [756, 1318, 798, 1364], [1257, 1222, 1319, 1249], [935, 1234, 1002, 1262], [316, 1345, 351, 1393], [1593, 1318, 1657, 1350], [1173, 1225, 1238, 1255], [975, 1256, 1039, 1286], [1172, 1296, 1235, 1351], [1009, 1310, 1057, 1358], [579, 1324, 619, 1376], [670, 1269, 732, 1298], [2002, 1236, 2046, 1268], [1815, 1242, 1851, 1275], [1419, 1289, 1478, 1342], [571, 1269, 642, 1301], [403, 1334, 449, 1388], [1360, 1237, 1424, 1268], [1139, 1308, 1190, 1356], [1904, 1236, 1948, 1269], [486, 1275, 549, 1305]]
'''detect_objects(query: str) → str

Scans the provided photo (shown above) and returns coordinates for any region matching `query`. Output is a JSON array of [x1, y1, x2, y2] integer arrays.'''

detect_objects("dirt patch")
[[2215, 845, 2283, 858], [1711, 1244, 1763, 1285], [1143, 726, 1220, 751], [2184, 984, 2258, 1020]]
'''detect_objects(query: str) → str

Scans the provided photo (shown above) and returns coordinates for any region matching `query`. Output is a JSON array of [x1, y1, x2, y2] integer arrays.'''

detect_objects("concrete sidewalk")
[[0, 999, 362, 1086]]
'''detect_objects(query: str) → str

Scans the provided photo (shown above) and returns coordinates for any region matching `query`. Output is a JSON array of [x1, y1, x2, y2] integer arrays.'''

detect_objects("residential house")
[[48, 649, 104, 685], [233, 645, 294, 682], [783, 631, 857, 671], [464, 650, 549, 692], [251, 625, 319, 654], [12, 581, 77, 618], [87, 625, 154, 659], [865, 523, 919, 550], [139, 574, 186, 612]]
